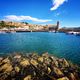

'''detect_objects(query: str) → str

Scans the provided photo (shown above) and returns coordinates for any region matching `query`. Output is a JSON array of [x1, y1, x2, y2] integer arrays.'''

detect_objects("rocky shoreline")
[[0, 53, 80, 80]]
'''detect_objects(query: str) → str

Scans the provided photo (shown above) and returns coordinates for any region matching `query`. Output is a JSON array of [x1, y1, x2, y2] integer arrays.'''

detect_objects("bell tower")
[[55, 21, 59, 32], [57, 21, 59, 29]]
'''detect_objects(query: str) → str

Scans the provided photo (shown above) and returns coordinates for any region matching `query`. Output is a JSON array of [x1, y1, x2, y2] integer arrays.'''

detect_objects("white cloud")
[[50, 0, 68, 11], [55, 13, 60, 16], [4, 15, 52, 23]]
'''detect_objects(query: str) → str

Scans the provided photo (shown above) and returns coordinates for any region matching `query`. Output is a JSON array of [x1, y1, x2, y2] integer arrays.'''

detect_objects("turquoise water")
[[0, 32, 80, 65]]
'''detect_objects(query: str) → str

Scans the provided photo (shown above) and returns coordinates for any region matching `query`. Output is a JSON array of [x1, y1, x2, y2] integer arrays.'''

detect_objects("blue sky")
[[0, 0, 80, 27]]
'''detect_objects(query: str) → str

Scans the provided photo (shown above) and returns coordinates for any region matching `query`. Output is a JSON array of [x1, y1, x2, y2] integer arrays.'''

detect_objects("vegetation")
[[0, 21, 16, 29], [22, 22, 28, 24], [0, 21, 27, 29], [0, 21, 6, 28]]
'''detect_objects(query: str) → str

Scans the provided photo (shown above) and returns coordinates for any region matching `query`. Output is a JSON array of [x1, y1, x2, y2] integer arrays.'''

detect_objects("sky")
[[0, 0, 80, 27]]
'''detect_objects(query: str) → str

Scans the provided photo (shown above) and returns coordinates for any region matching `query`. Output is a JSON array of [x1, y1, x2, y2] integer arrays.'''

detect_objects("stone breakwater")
[[0, 53, 80, 80]]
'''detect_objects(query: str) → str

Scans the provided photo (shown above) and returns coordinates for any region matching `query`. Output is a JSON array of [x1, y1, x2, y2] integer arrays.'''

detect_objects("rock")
[[43, 57, 51, 65], [53, 67, 64, 77], [14, 54, 21, 59], [0, 63, 13, 73], [5, 65, 13, 73], [30, 53, 38, 59], [0, 57, 3, 61], [2, 58, 10, 63], [10, 71, 16, 77], [54, 60, 59, 67], [30, 59, 38, 66], [38, 57, 44, 63], [47, 67, 51, 74], [24, 75, 32, 80], [14, 66, 20, 73], [20, 58, 30, 67], [57, 77, 69, 80], [69, 61, 75, 68], [73, 72, 79, 80], [42, 52, 49, 58], [50, 56, 57, 61], [62, 59, 69, 67], [69, 73, 76, 80], [0, 57, 3, 65]]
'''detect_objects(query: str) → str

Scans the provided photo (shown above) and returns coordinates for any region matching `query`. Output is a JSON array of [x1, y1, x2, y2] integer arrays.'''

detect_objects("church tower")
[[55, 21, 59, 32], [57, 21, 59, 29]]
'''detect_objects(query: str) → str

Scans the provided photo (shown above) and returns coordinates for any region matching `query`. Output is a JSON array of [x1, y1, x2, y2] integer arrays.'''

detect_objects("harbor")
[[0, 0, 80, 79]]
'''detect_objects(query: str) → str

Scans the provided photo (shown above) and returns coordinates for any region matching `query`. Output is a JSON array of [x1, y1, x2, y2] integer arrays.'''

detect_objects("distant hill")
[[0, 21, 59, 31]]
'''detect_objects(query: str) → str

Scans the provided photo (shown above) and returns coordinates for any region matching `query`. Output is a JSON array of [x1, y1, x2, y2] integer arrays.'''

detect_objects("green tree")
[[0, 21, 6, 28]]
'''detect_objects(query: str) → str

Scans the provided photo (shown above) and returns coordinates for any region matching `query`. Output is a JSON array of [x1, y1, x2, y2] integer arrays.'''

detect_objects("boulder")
[[30, 59, 38, 66], [50, 56, 57, 61], [24, 75, 32, 80], [14, 66, 20, 73], [42, 52, 49, 58], [69, 73, 76, 80], [54, 60, 59, 67], [62, 59, 69, 67], [0, 63, 13, 73], [47, 67, 51, 74], [2, 58, 10, 63], [14, 54, 21, 59], [57, 77, 69, 80], [0, 57, 3, 65], [0, 57, 3, 61], [53, 67, 64, 77], [38, 57, 44, 63], [20, 58, 30, 67], [5, 65, 13, 73], [30, 53, 38, 59]]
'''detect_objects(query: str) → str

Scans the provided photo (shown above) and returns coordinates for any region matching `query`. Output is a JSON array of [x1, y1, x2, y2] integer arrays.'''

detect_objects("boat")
[[75, 32, 80, 36], [66, 31, 80, 36]]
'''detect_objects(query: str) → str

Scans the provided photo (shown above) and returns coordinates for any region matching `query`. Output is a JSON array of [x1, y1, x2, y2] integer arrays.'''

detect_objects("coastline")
[[0, 28, 80, 36]]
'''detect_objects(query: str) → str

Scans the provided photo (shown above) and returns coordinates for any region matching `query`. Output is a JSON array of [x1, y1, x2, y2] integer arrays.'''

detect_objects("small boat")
[[66, 31, 74, 34], [49, 30, 56, 33], [75, 32, 80, 36]]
